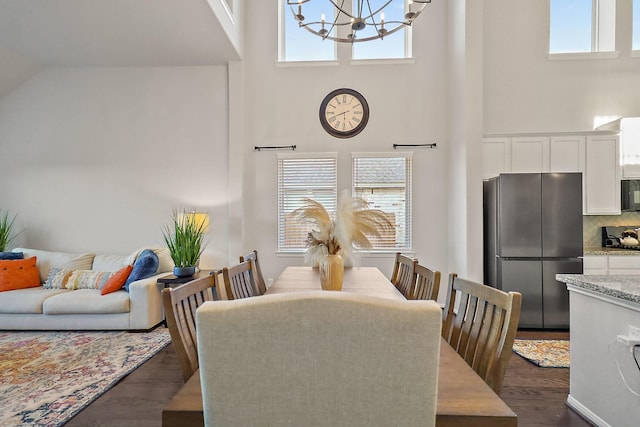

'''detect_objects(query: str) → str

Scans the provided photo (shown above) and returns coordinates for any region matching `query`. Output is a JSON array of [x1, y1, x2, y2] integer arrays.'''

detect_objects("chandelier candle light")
[[288, 0, 432, 43]]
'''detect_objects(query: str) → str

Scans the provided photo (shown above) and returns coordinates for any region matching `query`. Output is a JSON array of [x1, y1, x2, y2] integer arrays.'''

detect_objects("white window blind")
[[352, 154, 412, 251], [278, 154, 338, 252]]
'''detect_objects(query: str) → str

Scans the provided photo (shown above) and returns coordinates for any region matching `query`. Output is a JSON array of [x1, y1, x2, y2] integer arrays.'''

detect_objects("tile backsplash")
[[583, 212, 640, 247]]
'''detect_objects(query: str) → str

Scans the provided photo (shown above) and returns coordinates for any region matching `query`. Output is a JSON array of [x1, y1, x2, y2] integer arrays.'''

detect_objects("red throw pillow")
[[101, 265, 133, 295], [0, 257, 40, 292]]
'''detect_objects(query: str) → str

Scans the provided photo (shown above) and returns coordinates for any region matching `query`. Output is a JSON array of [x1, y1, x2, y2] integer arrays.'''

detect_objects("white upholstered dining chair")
[[196, 291, 442, 427]]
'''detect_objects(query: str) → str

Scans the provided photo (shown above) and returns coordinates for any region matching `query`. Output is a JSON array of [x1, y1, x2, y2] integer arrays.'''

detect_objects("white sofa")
[[0, 247, 173, 330]]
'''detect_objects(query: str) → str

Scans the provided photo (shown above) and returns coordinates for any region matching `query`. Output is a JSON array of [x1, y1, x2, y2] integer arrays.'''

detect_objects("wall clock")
[[319, 88, 369, 138]]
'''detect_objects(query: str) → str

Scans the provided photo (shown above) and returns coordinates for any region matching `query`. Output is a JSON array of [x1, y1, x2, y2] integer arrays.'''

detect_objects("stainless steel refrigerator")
[[483, 173, 583, 329]]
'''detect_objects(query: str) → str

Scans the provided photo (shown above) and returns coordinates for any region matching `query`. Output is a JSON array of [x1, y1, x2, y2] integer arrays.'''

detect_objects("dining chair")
[[161, 273, 218, 382], [196, 291, 442, 427], [221, 259, 260, 300], [411, 263, 441, 301], [390, 252, 418, 298], [239, 249, 267, 295], [441, 273, 522, 394]]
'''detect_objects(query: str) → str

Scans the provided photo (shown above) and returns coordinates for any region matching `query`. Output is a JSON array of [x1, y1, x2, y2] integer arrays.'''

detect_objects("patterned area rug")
[[512, 339, 570, 368], [0, 328, 171, 427]]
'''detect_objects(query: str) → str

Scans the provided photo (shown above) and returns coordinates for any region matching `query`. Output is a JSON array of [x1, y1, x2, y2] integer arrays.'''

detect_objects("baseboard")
[[566, 395, 611, 427]]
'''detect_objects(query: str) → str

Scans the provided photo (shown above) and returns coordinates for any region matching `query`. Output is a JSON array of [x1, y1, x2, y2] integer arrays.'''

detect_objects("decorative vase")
[[173, 266, 196, 277], [319, 254, 344, 291]]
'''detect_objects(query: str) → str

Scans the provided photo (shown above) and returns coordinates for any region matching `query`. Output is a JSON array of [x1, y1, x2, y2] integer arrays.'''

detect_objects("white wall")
[[0, 66, 230, 268], [239, 1, 453, 296], [483, 0, 640, 134]]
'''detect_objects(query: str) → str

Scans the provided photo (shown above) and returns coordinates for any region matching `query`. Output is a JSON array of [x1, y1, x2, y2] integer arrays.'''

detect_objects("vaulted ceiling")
[[0, 0, 240, 97]]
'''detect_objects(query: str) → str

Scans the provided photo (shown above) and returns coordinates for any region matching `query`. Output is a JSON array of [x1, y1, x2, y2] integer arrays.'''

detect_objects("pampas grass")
[[292, 190, 393, 266]]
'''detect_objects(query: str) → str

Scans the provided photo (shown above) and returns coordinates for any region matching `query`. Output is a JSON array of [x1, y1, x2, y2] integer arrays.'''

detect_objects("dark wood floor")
[[65, 329, 594, 427]]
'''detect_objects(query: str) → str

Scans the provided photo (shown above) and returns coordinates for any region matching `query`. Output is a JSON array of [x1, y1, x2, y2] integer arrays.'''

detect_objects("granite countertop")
[[557, 274, 640, 304], [583, 246, 640, 256]]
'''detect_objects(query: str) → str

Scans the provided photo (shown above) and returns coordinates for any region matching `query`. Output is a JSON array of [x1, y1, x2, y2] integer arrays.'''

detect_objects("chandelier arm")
[[329, 0, 355, 20], [361, 0, 394, 21], [300, 19, 407, 43]]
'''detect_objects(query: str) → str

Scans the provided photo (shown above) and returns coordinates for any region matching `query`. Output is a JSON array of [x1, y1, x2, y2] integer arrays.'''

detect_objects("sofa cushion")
[[43, 289, 130, 315], [101, 265, 133, 295], [124, 249, 159, 292], [14, 248, 95, 283], [92, 254, 129, 272], [1, 251, 24, 260], [44, 268, 117, 290], [0, 287, 71, 314], [126, 247, 173, 274], [0, 257, 41, 292]]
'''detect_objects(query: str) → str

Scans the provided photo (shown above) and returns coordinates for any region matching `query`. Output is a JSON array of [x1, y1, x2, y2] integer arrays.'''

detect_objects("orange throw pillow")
[[0, 257, 40, 292], [101, 265, 133, 295]]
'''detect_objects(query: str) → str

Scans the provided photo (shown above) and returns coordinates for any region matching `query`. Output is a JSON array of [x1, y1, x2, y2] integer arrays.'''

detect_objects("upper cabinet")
[[620, 118, 640, 179], [584, 135, 621, 215], [482, 133, 620, 215]]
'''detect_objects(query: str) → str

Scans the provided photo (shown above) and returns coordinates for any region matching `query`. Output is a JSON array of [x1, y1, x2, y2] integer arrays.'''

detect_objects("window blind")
[[352, 155, 412, 251], [278, 155, 338, 251]]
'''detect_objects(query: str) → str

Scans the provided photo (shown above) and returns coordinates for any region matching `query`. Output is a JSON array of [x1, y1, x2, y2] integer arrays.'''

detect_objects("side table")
[[157, 269, 219, 289]]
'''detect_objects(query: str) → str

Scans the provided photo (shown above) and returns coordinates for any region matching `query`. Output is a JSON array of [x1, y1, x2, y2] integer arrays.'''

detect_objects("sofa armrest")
[[128, 272, 172, 329]]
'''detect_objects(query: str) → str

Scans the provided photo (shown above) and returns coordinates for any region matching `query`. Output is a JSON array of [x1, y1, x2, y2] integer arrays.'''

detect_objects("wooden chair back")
[[411, 263, 441, 301], [196, 292, 442, 427], [441, 273, 522, 394], [390, 252, 417, 298], [161, 273, 217, 382], [239, 249, 267, 295], [222, 259, 260, 300]]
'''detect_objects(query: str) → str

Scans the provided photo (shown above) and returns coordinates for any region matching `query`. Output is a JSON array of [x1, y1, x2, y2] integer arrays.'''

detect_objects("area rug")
[[0, 328, 171, 427], [512, 339, 570, 368]]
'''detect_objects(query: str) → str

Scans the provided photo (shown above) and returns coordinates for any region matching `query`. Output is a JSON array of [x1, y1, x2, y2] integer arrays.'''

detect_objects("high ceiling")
[[0, 0, 240, 67]]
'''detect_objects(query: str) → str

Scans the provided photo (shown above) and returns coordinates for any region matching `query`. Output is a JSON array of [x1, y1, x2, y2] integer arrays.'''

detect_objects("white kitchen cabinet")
[[482, 135, 584, 177], [607, 255, 640, 274], [582, 254, 640, 275], [482, 133, 619, 215], [481, 137, 511, 179], [549, 136, 585, 172], [584, 135, 621, 215], [510, 136, 549, 173], [582, 255, 608, 275]]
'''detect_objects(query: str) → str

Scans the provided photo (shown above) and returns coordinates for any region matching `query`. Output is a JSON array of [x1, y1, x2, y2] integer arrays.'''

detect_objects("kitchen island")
[[556, 274, 640, 427]]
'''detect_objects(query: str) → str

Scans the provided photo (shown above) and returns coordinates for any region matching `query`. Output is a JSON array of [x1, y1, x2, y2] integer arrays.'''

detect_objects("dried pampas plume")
[[291, 190, 393, 266]]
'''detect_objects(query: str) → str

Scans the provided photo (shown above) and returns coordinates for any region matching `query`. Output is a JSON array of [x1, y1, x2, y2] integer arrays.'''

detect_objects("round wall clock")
[[319, 88, 370, 138]]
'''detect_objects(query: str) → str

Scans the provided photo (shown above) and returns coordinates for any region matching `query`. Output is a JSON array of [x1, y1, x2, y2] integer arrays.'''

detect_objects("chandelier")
[[287, 0, 432, 43]]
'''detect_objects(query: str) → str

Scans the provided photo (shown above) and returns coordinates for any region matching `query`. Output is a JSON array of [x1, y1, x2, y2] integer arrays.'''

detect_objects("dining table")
[[162, 266, 517, 427]]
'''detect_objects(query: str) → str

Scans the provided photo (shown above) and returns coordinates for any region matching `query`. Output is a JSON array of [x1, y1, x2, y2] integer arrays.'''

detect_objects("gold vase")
[[319, 254, 344, 291]]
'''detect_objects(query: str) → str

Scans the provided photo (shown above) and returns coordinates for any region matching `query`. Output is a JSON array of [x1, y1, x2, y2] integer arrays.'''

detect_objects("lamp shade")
[[179, 212, 210, 233]]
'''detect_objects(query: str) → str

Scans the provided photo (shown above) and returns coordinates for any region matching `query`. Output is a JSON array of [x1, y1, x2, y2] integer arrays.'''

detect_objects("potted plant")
[[0, 210, 17, 252], [162, 209, 208, 277], [292, 190, 392, 290]]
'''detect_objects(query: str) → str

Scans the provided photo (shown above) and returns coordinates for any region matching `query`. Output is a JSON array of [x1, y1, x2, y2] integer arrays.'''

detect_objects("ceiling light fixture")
[[288, 0, 432, 43]]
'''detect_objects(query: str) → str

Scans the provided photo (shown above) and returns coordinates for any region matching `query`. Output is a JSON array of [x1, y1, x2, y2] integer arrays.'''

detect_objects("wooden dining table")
[[162, 266, 517, 427]]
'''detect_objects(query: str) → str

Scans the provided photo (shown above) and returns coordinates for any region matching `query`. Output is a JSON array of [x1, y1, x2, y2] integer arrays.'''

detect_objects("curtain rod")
[[393, 143, 437, 149], [254, 145, 297, 151]]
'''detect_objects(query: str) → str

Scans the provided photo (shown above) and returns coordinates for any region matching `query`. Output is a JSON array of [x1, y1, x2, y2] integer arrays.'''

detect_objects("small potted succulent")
[[0, 210, 18, 252], [162, 209, 208, 277]]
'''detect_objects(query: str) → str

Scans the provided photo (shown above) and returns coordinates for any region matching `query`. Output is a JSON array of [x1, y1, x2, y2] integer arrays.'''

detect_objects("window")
[[280, 0, 336, 61], [278, 154, 338, 251], [279, 0, 411, 62], [634, 0, 640, 50], [352, 154, 412, 251], [549, 0, 616, 54]]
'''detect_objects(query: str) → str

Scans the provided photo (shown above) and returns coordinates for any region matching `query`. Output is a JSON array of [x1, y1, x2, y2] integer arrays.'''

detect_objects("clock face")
[[319, 88, 369, 138]]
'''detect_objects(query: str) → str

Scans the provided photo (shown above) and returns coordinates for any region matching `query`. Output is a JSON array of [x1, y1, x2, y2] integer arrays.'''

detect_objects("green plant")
[[162, 209, 208, 268], [0, 210, 17, 252]]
